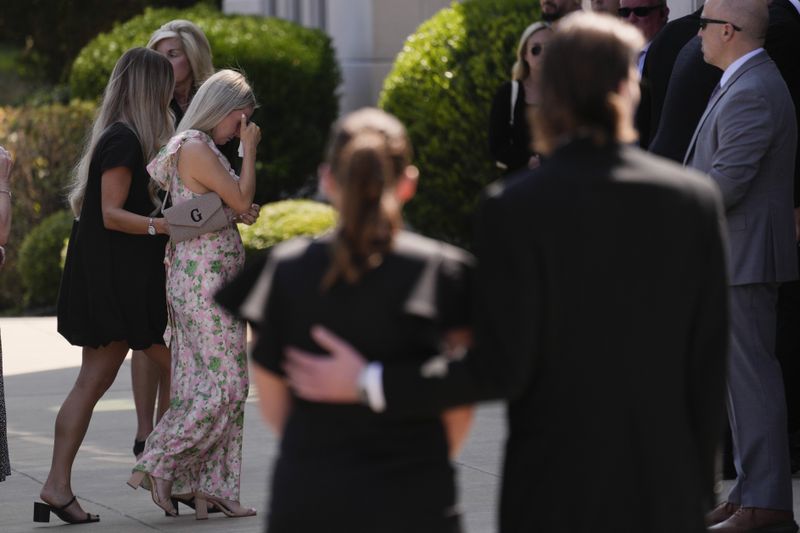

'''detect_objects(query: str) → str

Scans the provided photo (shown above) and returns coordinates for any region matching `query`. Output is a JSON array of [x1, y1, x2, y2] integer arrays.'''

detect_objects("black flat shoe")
[[133, 439, 146, 458], [33, 496, 100, 524]]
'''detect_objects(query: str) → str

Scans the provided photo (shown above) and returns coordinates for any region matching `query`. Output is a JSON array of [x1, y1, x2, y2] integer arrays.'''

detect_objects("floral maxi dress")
[[135, 130, 248, 501]]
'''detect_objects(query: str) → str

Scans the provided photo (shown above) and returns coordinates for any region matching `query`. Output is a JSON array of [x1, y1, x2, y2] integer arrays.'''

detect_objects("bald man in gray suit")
[[685, 0, 799, 531]]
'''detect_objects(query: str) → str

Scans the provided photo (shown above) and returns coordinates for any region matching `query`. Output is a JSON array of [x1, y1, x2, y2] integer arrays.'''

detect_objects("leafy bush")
[[239, 199, 336, 254], [70, 4, 341, 205], [381, 0, 539, 246], [0, 102, 95, 312], [17, 210, 74, 310], [0, 0, 209, 83]]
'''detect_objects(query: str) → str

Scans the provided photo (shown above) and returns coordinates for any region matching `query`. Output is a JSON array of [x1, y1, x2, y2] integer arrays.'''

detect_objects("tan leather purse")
[[162, 191, 230, 243]]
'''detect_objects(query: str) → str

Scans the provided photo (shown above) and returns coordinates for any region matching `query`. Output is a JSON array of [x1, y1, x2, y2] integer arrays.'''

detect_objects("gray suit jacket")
[[685, 50, 798, 285]]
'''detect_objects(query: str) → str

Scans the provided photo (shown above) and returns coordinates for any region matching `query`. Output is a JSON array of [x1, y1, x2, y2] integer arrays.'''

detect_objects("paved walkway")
[[0, 317, 503, 533], [1, 316, 798, 532]]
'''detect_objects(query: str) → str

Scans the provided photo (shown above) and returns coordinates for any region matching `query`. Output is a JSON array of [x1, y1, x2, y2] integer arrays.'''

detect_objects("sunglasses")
[[530, 43, 544, 56], [618, 4, 664, 17], [698, 16, 742, 31]]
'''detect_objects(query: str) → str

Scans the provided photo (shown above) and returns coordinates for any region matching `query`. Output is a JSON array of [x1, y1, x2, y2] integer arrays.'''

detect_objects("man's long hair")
[[533, 12, 644, 155]]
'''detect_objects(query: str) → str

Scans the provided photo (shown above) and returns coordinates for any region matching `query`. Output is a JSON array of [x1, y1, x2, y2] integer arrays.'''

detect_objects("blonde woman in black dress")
[[218, 108, 474, 533], [34, 48, 174, 525]]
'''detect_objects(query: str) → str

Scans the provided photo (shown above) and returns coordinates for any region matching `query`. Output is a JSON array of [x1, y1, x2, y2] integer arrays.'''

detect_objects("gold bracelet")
[[0, 189, 11, 200]]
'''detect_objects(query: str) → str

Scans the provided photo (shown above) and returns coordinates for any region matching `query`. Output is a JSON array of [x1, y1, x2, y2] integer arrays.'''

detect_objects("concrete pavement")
[[0, 317, 503, 533], [1, 316, 798, 532]]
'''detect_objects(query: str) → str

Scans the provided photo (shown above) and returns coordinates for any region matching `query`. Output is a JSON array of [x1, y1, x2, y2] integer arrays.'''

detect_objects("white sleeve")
[[359, 361, 386, 413]]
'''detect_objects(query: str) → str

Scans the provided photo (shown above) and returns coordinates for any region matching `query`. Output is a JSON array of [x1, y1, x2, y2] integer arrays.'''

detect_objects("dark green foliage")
[[239, 199, 336, 254], [18, 210, 74, 310], [0, 102, 95, 312], [0, 0, 207, 83], [70, 4, 341, 204], [380, 0, 539, 246]]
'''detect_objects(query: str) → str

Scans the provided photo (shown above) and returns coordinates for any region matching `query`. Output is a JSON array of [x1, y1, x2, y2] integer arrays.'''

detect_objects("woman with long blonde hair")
[[488, 21, 553, 173], [35, 47, 174, 525], [129, 69, 260, 519], [148, 19, 214, 121], [130, 18, 217, 465]]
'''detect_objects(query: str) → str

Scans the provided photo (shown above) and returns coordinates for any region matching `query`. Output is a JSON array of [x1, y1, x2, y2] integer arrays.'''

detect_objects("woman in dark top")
[[217, 108, 475, 533], [148, 19, 215, 124], [34, 48, 174, 525], [488, 22, 553, 174]]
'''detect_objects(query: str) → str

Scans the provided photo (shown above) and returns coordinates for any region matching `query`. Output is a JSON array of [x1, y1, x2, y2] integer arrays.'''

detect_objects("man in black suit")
[[539, 0, 582, 23], [618, 0, 669, 147], [285, 12, 729, 533], [768, 0, 800, 475]]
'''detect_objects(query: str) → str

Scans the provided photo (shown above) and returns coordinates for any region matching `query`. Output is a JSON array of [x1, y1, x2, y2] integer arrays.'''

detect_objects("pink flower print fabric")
[[136, 129, 248, 500]]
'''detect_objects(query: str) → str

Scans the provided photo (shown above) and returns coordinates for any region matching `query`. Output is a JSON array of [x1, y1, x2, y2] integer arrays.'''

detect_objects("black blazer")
[[382, 140, 729, 533], [639, 8, 703, 148], [488, 80, 536, 173], [765, 0, 800, 206], [647, 37, 720, 162]]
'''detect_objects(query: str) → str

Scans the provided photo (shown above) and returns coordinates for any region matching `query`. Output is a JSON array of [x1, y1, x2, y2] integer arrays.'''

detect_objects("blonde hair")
[[177, 69, 257, 134], [68, 47, 175, 217], [147, 19, 215, 90], [321, 108, 412, 290], [533, 12, 643, 155], [512, 22, 551, 80]]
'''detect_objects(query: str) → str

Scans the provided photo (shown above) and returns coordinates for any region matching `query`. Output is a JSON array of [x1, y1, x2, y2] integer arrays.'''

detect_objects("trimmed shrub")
[[239, 199, 336, 254], [0, 102, 95, 312], [380, 0, 539, 246], [70, 4, 341, 205], [17, 210, 74, 310]]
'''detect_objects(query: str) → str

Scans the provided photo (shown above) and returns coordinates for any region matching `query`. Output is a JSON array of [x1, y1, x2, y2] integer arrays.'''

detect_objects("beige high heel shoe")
[[127, 471, 178, 517], [194, 492, 256, 520]]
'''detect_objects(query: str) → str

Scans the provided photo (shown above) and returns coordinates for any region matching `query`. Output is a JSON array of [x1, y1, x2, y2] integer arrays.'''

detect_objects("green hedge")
[[381, 0, 539, 246], [70, 4, 340, 205], [0, 102, 95, 312], [239, 199, 336, 254], [18, 210, 74, 310]]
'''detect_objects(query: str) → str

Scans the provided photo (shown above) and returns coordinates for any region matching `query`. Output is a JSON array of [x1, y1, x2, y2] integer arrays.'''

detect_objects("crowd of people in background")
[[0, 1, 796, 532]]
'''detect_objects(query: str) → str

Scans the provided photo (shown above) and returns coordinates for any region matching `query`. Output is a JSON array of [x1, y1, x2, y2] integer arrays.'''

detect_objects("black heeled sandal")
[[133, 439, 146, 458], [33, 495, 100, 524]]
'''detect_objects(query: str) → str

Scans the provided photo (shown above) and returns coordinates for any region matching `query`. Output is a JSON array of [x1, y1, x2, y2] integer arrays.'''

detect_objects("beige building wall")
[[223, 0, 451, 113]]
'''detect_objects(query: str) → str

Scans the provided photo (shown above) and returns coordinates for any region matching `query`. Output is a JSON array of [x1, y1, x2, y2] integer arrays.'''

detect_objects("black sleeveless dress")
[[57, 122, 168, 349], [217, 231, 474, 533]]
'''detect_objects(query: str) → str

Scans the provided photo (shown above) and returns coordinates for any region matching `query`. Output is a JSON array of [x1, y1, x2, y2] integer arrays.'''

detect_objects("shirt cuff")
[[359, 361, 386, 413]]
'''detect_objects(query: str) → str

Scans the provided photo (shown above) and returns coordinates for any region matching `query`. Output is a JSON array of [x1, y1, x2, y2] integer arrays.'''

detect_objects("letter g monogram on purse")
[[163, 192, 229, 243]]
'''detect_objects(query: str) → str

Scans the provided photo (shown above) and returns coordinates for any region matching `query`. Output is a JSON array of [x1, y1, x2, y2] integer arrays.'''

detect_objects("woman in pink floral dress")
[[129, 69, 261, 519]]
